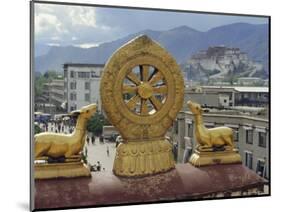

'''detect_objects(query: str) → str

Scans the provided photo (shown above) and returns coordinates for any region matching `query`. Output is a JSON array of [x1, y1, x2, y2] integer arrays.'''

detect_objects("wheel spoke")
[[140, 99, 149, 115], [149, 95, 162, 111], [149, 70, 163, 85], [126, 95, 140, 111], [140, 65, 150, 82], [123, 84, 137, 94], [153, 85, 167, 94], [126, 71, 141, 85]]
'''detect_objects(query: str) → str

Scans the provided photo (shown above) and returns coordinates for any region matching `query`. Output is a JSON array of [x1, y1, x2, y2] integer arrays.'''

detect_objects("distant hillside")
[[35, 23, 269, 78]]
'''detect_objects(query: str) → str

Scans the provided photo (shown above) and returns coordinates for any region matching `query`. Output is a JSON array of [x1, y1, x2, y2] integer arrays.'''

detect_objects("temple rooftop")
[[34, 163, 267, 210]]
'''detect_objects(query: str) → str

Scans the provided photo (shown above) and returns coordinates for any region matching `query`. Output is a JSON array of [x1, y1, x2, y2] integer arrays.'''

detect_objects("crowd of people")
[[37, 119, 75, 134]]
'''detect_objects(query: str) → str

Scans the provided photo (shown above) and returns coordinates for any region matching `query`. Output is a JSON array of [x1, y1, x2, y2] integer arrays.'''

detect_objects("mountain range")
[[35, 23, 269, 78]]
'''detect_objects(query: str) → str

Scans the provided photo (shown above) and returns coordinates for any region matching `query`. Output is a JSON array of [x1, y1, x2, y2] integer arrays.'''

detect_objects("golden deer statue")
[[187, 100, 234, 151], [34, 104, 97, 159]]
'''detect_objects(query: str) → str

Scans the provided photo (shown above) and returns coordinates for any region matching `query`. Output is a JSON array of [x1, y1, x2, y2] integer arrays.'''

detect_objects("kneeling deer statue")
[[34, 104, 97, 159], [187, 101, 234, 151]]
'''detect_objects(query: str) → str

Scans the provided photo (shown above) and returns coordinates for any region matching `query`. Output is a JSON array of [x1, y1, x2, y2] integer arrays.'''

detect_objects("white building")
[[63, 63, 104, 112], [184, 86, 269, 108]]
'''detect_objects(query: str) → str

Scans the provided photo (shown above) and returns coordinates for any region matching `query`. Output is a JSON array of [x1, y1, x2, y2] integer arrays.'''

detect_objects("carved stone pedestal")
[[189, 149, 242, 167], [34, 161, 91, 179], [113, 139, 175, 177]]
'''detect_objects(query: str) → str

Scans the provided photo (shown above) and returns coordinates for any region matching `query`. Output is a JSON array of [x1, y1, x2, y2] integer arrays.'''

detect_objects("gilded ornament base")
[[189, 148, 242, 167], [113, 139, 175, 177], [34, 161, 91, 179]]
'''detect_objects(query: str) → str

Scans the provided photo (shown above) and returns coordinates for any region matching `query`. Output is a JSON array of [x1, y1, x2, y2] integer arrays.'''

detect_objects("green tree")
[[87, 112, 110, 136], [43, 70, 60, 79], [34, 75, 47, 97], [34, 124, 42, 134], [34, 70, 62, 97]]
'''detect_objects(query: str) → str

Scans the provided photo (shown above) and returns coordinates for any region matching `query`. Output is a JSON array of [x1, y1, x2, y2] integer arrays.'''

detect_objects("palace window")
[[85, 93, 90, 102], [246, 129, 253, 144], [233, 129, 239, 142], [70, 93, 76, 101], [70, 81, 76, 90], [70, 70, 75, 78], [78, 72, 90, 78], [91, 71, 98, 78], [245, 151, 253, 169], [258, 132, 267, 148], [85, 81, 90, 90], [188, 123, 193, 137], [256, 159, 266, 178]]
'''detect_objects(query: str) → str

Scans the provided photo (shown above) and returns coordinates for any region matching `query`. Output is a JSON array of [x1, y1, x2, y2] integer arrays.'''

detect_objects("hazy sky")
[[34, 3, 268, 48]]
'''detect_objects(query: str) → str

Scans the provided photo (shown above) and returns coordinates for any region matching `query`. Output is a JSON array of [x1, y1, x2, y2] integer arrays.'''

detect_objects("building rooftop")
[[201, 86, 269, 93], [35, 163, 266, 210], [63, 63, 105, 68]]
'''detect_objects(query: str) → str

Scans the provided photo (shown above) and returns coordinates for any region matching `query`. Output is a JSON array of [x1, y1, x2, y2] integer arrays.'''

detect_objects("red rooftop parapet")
[[35, 163, 267, 210]]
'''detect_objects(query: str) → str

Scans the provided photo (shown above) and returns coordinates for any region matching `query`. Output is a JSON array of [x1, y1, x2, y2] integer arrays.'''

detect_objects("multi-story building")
[[37, 79, 65, 113], [48, 79, 65, 111], [184, 86, 269, 109], [171, 108, 269, 179], [63, 63, 104, 112]]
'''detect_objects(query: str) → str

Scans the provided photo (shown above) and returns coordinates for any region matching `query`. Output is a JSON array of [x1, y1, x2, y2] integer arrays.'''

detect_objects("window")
[[188, 123, 193, 137], [205, 123, 214, 129], [234, 130, 239, 142], [70, 71, 75, 78], [70, 82, 76, 90], [70, 105, 76, 111], [91, 71, 98, 78], [232, 129, 239, 142], [183, 148, 192, 163], [70, 93, 76, 101], [245, 152, 253, 169], [258, 132, 267, 148], [256, 160, 266, 177], [78, 72, 90, 78], [246, 130, 253, 144], [85, 93, 90, 102], [85, 82, 90, 90], [174, 121, 178, 134]]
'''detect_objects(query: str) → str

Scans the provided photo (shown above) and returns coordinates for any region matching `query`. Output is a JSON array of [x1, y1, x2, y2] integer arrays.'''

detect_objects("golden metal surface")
[[35, 161, 91, 179], [34, 104, 97, 158], [100, 35, 184, 176], [189, 149, 242, 167], [113, 139, 175, 177], [34, 104, 96, 179], [187, 100, 241, 166]]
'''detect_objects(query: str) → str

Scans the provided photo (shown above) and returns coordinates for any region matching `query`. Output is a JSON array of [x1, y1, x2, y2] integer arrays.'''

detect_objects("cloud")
[[73, 42, 100, 48], [35, 11, 66, 37], [34, 3, 268, 47], [35, 4, 99, 44]]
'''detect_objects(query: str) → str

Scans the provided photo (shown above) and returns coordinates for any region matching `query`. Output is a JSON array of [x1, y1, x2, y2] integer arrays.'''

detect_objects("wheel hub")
[[138, 82, 153, 99]]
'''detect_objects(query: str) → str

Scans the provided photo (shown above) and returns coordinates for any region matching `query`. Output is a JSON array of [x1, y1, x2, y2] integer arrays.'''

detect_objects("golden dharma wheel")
[[100, 35, 184, 141], [100, 35, 184, 176]]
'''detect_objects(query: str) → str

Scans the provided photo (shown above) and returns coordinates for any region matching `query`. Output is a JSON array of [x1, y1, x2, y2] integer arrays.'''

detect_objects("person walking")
[[91, 135, 95, 144], [86, 136, 90, 145], [96, 161, 101, 171], [106, 146, 110, 156]]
